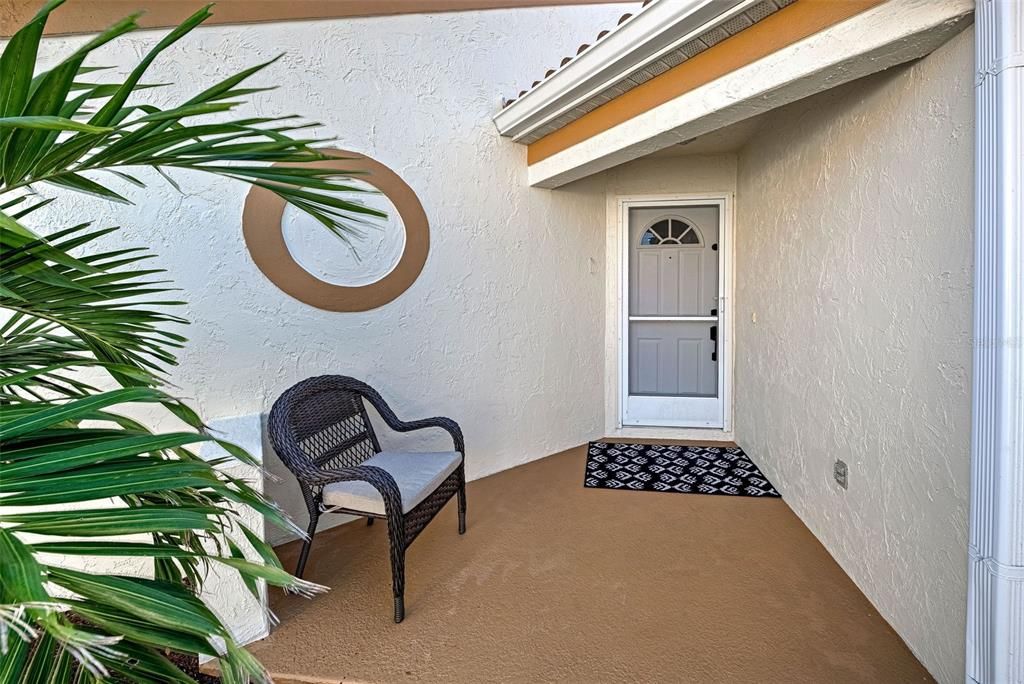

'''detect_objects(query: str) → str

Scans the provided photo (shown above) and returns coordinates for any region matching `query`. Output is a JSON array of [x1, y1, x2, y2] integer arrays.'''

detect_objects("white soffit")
[[528, 0, 975, 188], [493, 0, 792, 143]]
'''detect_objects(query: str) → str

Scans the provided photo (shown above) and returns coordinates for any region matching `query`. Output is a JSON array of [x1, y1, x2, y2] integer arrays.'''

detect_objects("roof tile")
[[501, 0, 795, 141]]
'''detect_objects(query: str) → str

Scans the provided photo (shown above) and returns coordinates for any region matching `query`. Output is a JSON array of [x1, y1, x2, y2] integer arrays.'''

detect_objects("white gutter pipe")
[[966, 0, 1024, 682]]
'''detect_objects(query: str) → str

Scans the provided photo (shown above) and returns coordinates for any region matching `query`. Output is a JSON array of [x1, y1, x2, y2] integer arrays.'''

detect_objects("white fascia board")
[[492, 0, 756, 141], [528, 0, 974, 188]]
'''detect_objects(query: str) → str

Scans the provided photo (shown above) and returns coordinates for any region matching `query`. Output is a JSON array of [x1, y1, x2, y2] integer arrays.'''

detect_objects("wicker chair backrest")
[[271, 378, 380, 478]]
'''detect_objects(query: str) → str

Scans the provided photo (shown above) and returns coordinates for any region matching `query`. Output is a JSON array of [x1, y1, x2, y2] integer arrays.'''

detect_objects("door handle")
[[710, 325, 717, 362]]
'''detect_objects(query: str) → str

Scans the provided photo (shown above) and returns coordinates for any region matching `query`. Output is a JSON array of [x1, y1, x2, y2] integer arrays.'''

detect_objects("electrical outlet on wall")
[[833, 459, 848, 489]]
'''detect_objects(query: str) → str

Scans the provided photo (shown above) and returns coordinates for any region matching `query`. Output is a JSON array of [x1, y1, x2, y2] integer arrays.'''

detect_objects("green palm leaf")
[[0, 1, 362, 680]]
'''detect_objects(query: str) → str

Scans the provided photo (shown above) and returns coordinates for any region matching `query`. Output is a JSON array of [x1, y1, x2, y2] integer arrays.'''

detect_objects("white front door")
[[622, 200, 726, 428]]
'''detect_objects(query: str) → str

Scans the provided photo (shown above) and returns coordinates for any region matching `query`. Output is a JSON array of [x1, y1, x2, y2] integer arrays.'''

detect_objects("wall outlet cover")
[[834, 459, 848, 489]]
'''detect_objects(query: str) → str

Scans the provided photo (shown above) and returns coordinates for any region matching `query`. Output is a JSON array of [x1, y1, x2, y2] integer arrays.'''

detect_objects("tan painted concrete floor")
[[250, 444, 933, 683]]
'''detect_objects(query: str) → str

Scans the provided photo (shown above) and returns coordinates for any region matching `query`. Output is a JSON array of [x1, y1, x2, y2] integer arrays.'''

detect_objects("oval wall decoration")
[[242, 149, 428, 312]]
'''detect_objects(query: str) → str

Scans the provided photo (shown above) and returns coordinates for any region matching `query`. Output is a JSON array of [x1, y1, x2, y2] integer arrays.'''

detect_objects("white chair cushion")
[[321, 450, 462, 515]]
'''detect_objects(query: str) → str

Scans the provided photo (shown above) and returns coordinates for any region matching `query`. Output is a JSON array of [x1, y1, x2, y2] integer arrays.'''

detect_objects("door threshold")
[[606, 426, 733, 443]]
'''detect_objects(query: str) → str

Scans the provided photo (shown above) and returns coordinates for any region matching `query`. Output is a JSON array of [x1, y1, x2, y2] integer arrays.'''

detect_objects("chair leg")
[[388, 522, 406, 623], [295, 512, 319, 579], [394, 595, 405, 624], [457, 465, 467, 535]]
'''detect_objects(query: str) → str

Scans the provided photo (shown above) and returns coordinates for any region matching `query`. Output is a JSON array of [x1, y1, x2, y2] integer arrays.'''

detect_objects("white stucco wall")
[[733, 28, 974, 684], [197, 415, 271, 651], [28, 3, 632, 547]]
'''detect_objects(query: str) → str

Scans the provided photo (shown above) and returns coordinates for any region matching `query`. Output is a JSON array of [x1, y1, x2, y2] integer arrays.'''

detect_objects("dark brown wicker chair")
[[268, 375, 466, 622]]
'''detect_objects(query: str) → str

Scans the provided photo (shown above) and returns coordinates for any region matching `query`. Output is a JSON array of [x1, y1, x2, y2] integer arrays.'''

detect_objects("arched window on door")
[[639, 217, 703, 247]]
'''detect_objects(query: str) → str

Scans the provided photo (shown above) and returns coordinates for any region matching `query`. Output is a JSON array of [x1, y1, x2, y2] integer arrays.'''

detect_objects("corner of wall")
[[731, 26, 974, 684]]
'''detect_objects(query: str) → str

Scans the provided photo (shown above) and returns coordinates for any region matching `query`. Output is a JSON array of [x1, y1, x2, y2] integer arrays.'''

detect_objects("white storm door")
[[623, 201, 725, 428]]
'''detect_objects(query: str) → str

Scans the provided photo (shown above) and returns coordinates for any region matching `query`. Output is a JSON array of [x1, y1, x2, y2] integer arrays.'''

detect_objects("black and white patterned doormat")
[[584, 442, 780, 498]]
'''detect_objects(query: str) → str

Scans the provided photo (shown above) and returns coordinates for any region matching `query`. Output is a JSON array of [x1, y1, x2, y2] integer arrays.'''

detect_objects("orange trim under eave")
[[526, 0, 887, 166]]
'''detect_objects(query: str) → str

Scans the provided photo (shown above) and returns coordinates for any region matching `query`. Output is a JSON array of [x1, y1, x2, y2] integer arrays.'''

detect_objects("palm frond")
[[0, 2, 355, 680], [0, 2, 381, 237], [0, 389, 322, 680]]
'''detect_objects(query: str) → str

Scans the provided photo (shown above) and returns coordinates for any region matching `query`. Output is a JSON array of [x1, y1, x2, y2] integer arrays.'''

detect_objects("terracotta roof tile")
[[501, 3, 646, 109], [500, 0, 795, 132]]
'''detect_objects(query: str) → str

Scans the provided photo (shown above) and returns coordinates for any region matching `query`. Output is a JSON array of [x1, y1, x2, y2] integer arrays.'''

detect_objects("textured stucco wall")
[[196, 416, 271, 650], [27, 4, 632, 548], [733, 28, 974, 684]]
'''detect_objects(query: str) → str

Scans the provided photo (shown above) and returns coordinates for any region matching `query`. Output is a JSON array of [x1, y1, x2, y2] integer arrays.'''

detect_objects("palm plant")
[[0, 2, 383, 681]]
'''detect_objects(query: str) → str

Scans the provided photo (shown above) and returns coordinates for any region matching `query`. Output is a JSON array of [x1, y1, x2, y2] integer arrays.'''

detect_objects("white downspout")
[[967, 1, 1024, 682]]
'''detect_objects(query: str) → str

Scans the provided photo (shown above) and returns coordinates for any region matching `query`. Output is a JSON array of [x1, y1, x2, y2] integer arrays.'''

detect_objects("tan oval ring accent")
[[242, 150, 428, 312]]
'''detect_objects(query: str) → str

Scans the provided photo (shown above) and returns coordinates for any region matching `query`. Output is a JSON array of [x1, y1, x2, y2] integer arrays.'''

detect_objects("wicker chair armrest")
[[310, 464, 400, 505], [349, 381, 465, 454], [388, 416, 465, 455], [313, 465, 406, 541]]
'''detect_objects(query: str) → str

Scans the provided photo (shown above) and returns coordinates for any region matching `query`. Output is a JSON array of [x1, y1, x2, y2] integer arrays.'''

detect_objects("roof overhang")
[[499, 0, 975, 189], [493, 0, 763, 142]]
